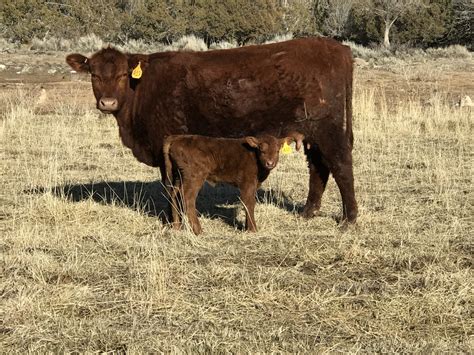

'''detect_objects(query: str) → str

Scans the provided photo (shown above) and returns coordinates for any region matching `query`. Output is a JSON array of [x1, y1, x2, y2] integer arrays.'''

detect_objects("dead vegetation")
[[0, 56, 473, 352]]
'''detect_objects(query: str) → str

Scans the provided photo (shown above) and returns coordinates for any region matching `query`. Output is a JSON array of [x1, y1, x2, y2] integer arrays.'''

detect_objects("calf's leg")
[[240, 184, 258, 232], [170, 178, 183, 230], [182, 177, 204, 235]]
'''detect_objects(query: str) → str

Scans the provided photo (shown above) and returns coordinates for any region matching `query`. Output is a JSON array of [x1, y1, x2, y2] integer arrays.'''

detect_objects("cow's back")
[[134, 37, 352, 156]]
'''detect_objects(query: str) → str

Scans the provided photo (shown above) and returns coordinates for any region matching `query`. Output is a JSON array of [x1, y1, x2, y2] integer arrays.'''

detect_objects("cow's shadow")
[[27, 181, 301, 230]]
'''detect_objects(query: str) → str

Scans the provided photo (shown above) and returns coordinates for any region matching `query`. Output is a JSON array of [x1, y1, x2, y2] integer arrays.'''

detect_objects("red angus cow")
[[66, 37, 357, 223]]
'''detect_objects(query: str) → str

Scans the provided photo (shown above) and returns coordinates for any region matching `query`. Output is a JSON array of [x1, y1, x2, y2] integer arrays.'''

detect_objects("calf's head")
[[245, 133, 304, 170], [66, 48, 147, 114]]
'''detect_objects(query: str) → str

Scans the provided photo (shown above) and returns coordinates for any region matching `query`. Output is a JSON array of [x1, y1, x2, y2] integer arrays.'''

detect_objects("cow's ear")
[[127, 54, 149, 77], [245, 136, 260, 148], [66, 53, 90, 73]]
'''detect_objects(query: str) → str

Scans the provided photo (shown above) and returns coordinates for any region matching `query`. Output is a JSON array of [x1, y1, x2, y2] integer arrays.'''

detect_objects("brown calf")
[[164, 133, 304, 235]]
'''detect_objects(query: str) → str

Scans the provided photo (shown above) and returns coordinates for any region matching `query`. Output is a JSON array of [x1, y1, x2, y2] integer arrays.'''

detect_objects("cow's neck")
[[113, 92, 135, 149], [112, 88, 156, 166]]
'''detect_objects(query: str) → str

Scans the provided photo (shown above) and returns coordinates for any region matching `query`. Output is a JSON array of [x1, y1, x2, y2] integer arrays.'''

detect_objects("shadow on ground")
[[27, 181, 302, 229]]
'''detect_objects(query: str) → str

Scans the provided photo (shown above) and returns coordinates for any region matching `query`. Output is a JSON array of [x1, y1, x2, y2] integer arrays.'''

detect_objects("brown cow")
[[66, 37, 357, 223], [164, 133, 304, 234]]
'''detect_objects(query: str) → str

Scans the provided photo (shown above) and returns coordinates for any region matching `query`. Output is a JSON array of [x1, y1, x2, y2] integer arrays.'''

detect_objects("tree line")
[[1, 0, 472, 49]]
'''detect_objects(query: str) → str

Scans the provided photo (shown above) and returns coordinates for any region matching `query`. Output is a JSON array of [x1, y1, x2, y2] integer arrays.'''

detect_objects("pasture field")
[[1, 52, 473, 352]]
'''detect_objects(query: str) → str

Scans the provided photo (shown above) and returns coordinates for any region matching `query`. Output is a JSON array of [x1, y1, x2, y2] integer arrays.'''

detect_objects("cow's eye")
[[91, 74, 99, 80], [116, 73, 128, 81]]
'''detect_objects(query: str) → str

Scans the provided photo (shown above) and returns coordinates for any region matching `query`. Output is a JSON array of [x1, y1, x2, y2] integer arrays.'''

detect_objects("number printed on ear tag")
[[281, 141, 292, 154], [131, 62, 142, 79]]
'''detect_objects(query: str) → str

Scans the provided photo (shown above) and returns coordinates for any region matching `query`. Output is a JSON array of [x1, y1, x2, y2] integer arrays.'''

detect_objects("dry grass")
[[0, 61, 473, 352]]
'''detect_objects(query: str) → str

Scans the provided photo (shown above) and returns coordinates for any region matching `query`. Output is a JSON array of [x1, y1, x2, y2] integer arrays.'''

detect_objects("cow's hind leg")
[[317, 132, 358, 223], [302, 144, 330, 218], [330, 150, 358, 223]]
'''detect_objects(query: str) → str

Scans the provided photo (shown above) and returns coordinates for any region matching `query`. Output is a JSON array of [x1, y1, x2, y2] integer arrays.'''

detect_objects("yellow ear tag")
[[131, 62, 142, 79], [281, 141, 292, 154]]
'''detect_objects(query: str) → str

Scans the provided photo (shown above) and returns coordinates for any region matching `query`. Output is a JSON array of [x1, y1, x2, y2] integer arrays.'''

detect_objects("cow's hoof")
[[338, 211, 358, 225], [300, 206, 318, 219], [337, 219, 358, 233], [335, 214, 358, 228]]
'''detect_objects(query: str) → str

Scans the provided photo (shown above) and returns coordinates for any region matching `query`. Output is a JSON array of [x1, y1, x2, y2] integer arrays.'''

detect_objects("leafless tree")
[[323, 0, 355, 38], [369, 0, 423, 48]]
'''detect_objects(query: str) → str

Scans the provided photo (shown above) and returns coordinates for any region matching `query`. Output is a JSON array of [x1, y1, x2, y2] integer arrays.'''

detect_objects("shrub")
[[75, 34, 105, 53], [343, 40, 391, 60], [426, 45, 472, 59], [0, 38, 20, 52], [171, 35, 207, 52], [264, 33, 293, 44], [117, 39, 164, 54], [120, 2, 183, 43], [209, 40, 238, 50], [30, 36, 72, 52], [0, 0, 62, 43], [0, 0, 123, 43]]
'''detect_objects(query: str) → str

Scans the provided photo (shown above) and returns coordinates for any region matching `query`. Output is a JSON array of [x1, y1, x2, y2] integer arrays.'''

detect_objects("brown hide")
[[66, 37, 358, 223]]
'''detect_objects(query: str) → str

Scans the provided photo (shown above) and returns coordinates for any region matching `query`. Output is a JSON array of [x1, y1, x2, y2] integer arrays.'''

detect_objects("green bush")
[[0, 0, 63, 43], [0, 0, 470, 49], [0, 0, 123, 43]]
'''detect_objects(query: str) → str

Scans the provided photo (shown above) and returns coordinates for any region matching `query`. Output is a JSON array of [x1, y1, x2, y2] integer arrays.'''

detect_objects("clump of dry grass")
[[344, 40, 472, 67], [170, 34, 208, 52], [209, 40, 238, 50], [0, 62, 473, 352], [0, 37, 20, 52], [264, 33, 293, 44], [116, 39, 164, 54], [426, 44, 472, 59]]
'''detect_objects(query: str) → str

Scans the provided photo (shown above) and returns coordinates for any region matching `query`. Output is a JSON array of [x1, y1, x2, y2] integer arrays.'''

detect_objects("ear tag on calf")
[[131, 61, 142, 79], [281, 141, 292, 154]]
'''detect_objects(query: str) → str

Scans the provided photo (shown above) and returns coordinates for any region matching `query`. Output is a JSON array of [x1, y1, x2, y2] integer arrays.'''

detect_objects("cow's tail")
[[346, 54, 354, 151], [163, 137, 173, 190]]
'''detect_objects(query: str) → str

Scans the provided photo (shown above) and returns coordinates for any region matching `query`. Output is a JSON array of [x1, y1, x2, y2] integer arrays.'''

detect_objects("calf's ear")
[[66, 54, 90, 73], [245, 136, 260, 148]]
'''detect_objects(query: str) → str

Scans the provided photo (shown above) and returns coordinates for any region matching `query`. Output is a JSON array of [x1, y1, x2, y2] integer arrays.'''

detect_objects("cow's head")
[[66, 48, 148, 114], [245, 133, 304, 170]]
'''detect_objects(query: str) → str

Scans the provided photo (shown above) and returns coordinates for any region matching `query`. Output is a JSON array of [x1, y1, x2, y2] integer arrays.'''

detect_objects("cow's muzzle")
[[98, 97, 118, 113]]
